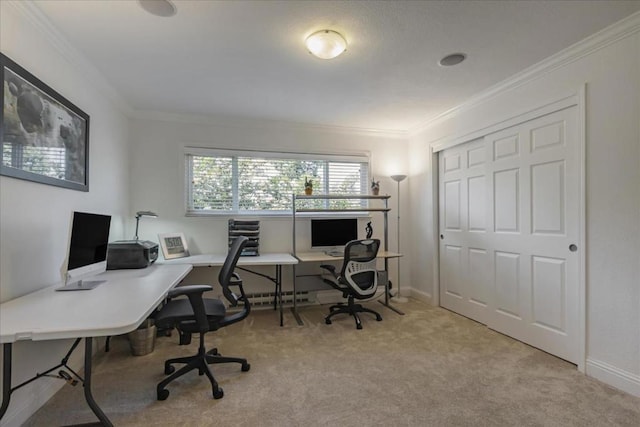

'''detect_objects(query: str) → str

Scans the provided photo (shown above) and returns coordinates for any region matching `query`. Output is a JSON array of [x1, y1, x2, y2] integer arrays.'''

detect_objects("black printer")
[[107, 240, 158, 270]]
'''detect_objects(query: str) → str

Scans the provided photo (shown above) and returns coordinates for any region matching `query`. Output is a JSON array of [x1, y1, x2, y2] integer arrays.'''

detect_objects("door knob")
[[569, 244, 577, 252]]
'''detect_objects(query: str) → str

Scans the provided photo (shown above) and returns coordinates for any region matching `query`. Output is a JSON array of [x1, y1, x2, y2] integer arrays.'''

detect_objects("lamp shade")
[[305, 30, 347, 59], [136, 211, 158, 218], [390, 174, 407, 183]]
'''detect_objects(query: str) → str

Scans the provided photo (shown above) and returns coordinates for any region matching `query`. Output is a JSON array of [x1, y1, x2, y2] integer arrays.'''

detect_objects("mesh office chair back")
[[342, 239, 380, 299], [219, 235, 249, 307]]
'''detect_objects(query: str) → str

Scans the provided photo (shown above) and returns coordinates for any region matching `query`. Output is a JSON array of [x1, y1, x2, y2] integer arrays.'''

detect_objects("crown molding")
[[408, 11, 640, 136], [131, 109, 408, 139], [7, 0, 132, 115]]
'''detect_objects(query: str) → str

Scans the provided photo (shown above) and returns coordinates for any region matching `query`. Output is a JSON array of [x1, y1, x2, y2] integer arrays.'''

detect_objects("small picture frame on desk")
[[158, 232, 190, 259]]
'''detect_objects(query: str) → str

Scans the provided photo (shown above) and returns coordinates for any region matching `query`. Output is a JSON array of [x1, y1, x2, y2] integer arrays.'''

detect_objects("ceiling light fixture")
[[138, 0, 177, 17], [305, 30, 347, 60], [439, 53, 467, 66]]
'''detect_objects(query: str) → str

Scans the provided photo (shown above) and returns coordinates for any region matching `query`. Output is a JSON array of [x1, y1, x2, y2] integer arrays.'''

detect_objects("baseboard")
[[409, 288, 433, 305], [586, 358, 640, 397]]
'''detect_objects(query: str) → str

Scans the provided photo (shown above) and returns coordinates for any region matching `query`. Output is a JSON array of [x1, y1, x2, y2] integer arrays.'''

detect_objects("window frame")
[[185, 147, 371, 217]]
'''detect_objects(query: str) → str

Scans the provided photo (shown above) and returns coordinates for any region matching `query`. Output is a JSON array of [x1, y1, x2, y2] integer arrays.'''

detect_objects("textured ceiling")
[[30, 0, 640, 133]]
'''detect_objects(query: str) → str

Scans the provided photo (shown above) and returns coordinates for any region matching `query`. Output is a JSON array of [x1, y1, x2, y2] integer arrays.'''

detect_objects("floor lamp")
[[390, 174, 408, 303]]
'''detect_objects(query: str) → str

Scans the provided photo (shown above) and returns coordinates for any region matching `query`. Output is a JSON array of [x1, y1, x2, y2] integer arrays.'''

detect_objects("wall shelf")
[[295, 208, 390, 213], [295, 194, 390, 200]]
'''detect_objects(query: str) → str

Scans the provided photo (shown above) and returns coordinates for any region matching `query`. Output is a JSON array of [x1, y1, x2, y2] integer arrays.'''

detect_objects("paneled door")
[[439, 106, 580, 363]]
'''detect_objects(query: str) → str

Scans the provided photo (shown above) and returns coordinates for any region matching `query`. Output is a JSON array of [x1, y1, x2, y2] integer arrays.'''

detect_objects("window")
[[186, 148, 369, 215]]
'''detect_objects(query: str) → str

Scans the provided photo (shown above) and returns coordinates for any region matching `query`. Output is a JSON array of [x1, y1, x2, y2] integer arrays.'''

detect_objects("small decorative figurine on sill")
[[304, 177, 313, 195], [371, 178, 380, 195]]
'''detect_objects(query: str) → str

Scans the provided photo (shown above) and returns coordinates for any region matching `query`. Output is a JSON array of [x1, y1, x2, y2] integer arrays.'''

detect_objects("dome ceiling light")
[[138, 0, 177, 17], [305, 30, 347, 60]]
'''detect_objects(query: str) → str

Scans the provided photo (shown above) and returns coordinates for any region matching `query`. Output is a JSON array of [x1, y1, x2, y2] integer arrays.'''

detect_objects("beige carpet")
[[25, 299, 640, 426]]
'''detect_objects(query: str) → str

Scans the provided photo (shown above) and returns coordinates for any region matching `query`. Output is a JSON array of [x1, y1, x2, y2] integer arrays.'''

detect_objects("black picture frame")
[[1, 52, 90, 191]]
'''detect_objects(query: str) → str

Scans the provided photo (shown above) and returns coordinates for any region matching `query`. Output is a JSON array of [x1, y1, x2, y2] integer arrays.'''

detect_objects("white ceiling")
[[31, 0, 640, 133]]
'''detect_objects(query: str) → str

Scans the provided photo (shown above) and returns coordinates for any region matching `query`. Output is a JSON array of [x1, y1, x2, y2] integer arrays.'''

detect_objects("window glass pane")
[[327, 162, 366, 209], [190, 156, 233, 211], [237, 157, 303, 211]]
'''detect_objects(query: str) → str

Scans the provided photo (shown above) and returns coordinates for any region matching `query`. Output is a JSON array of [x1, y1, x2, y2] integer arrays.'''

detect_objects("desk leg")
[[291, 264, 304, 326], [378, 271, 405, 316], [83, 338, 113, 427], [276, 265, 283, 327], [0, 343, 11, 420]]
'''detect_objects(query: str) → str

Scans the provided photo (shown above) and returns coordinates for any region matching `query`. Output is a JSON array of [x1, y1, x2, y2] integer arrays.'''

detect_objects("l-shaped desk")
[[0, 263, 193, 426], [0, 251, 396, 424]]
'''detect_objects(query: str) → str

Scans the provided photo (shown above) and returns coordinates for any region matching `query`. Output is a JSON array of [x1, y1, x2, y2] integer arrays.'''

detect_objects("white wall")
[[128, 116, 409, 293], [408, 16, 640, 396], [0, 3, 130, 425]]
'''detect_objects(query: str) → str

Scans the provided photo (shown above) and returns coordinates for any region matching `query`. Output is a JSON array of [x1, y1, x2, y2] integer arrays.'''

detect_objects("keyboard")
[[325, 250, 344, 257]]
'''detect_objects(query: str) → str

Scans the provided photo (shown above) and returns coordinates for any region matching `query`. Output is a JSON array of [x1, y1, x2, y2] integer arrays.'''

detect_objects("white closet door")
[[439, 138, 493, 325], [439, 107, 580, 363]]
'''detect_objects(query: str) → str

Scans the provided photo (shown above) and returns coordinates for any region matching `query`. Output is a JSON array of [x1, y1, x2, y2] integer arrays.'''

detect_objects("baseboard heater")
[[246, 291, 311, 309]]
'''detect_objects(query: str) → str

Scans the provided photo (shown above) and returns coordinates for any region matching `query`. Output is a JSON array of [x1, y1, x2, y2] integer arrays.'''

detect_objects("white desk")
[[0, 263, 192, 426], [295, 250, 402, 263], [293, 251, 404, 325], [160, 253, 298, 326]]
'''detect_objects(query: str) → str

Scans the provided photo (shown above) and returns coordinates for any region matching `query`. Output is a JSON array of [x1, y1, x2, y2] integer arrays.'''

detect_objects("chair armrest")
[[229, 272, 242, 286], [223, 274, 244, 307], [320, 264, 338, 278], [167, 284, 212, 299]]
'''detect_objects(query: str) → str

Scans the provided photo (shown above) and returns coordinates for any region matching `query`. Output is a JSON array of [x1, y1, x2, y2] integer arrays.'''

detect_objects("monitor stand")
[[56, 279, 105, 291]]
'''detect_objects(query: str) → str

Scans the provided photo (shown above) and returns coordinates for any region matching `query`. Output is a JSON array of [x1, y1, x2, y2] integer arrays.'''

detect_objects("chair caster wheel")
[[357, 324, 363, 330], [157, 388, 169, 401], [213, 387, 224, 399], [325, 318, 332, 325], [164, 364, 175, 375], [376, 316, 382, 321], [242, 362, 251, 372]]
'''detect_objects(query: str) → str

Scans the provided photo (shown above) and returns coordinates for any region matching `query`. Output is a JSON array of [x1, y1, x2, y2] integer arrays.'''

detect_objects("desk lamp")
[[390, 174, 408, 303], [134, 211, 158, 241]]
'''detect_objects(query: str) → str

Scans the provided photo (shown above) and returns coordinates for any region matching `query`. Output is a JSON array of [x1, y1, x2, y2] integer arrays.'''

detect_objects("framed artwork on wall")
[[158, 232, 190, 260], [1, 52, 90, 191]]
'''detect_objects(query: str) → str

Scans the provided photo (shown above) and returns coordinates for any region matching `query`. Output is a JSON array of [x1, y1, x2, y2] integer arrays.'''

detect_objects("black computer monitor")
[[310, 218, 358, 249], [59, 211, 111, 290]]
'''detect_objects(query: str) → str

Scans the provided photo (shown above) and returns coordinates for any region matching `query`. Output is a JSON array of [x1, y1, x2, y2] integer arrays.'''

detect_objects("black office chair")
[[320, 239, 382, 330], [154, 236, 251, 401]]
